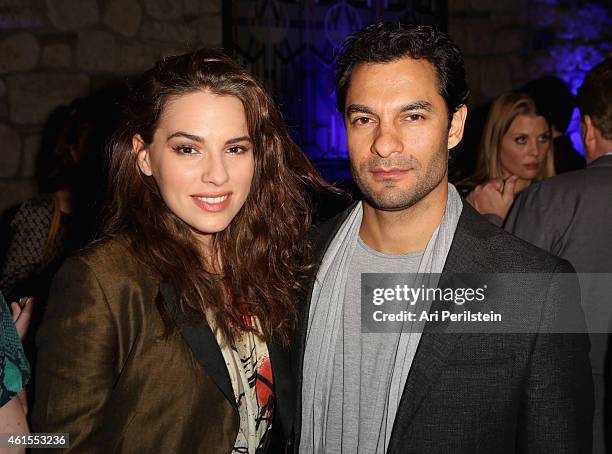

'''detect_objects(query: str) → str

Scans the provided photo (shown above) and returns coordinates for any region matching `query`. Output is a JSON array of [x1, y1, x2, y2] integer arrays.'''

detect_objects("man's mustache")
[[360, 156, 421, 171]]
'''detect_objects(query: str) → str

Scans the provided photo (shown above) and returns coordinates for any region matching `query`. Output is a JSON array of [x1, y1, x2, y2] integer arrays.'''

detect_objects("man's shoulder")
[[451, 203, 568, 273], [309, 203, 357, 248], [522, 159, 612, 201], [309, 201, 568, 274], [508, 162, 612, 232]]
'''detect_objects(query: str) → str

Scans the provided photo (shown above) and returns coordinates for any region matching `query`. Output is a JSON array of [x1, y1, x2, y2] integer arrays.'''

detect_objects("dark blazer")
[[505, 153, 612, 453], [294, 201, 594, 453], [32, 237, 294, 453], [505, 154, 612, 274]]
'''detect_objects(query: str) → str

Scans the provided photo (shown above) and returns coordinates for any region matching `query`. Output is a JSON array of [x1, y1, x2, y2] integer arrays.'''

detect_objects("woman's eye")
[[227, 146, 247, 154], [538, 135, 551, 143], [174, 145, 197, 155], [514, 136, 527, 145]]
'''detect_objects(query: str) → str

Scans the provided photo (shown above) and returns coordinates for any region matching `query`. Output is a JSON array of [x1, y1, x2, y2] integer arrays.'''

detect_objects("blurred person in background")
[[521, 75, 586, 174], [0, 293, 33, 454], [506, 57, 612, 454], [0, 97, 109, 301], [458, 92, 554, 225], [0, 97, 112, 408]]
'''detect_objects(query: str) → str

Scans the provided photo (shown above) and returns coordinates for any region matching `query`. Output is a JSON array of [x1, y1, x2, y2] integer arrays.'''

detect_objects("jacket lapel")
[[387, 203, 490, 451], [159, 282, 237, 411], [294, 201, 491, 451], [268, 341, 295, 441]]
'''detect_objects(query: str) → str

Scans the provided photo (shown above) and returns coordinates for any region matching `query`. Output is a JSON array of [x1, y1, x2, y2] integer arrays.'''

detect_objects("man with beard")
[[294, 23, 593, 453]]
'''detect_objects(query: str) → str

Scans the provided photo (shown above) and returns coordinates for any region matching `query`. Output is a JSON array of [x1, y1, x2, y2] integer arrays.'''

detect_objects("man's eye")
[[354, 117, 372, 125], [407, 114, 423, 121]]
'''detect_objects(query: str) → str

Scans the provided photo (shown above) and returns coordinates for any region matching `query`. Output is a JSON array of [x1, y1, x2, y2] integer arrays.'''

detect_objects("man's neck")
[[359, 182, 448, 255], [586, 139, 612, 162]]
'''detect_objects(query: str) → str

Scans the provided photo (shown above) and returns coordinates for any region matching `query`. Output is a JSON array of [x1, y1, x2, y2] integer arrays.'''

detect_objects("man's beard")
[[350, 145, 448, 211]]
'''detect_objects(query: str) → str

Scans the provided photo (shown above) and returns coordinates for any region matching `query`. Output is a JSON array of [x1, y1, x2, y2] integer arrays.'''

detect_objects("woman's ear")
[[133, 134, 152, 176]]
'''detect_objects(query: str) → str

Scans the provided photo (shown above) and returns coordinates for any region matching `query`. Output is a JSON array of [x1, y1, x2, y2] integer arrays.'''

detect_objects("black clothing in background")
[[554, 135, 586, 174]]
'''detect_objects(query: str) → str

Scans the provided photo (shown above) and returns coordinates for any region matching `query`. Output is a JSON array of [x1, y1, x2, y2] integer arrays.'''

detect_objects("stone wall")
[[448, 0, 530, 106], [1, 1, 609, 213], [0, 0, 222, 214], [448, 0, 611, 107]]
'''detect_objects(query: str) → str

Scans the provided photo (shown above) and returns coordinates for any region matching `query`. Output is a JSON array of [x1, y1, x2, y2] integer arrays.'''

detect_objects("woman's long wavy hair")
[[102, 49, 330, 346], [464, 92, 554, 188]]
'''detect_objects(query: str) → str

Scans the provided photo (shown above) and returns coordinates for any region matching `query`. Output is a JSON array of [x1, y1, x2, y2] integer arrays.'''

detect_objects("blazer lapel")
[[388, 203, 489, 451], [268, 341, 294, 440], [159, 282, 237, 412]]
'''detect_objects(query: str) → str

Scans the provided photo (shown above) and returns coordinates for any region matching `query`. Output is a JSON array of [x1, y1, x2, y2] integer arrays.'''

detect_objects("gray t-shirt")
[[322, 237, 423, 453]]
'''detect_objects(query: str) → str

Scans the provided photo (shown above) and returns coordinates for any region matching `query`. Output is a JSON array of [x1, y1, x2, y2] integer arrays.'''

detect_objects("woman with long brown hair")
[[32, 49, 328, 453], [459, 92, 554, 224]]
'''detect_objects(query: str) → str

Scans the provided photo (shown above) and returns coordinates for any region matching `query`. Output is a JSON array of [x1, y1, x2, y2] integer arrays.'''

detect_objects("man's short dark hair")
[[577, 57, 612, 140], [334, 22, 470, 121]]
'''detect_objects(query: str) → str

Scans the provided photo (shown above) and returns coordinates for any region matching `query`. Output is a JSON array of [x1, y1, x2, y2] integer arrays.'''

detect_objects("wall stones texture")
[[449, 0, 532, 105], [448, 0, 611, 107], [0, 0, 222, 213], [0, 1, 608, 213]]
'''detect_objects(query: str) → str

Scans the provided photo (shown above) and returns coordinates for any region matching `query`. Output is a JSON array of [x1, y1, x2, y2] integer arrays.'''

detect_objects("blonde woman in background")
[[459, 92, 555, 225]]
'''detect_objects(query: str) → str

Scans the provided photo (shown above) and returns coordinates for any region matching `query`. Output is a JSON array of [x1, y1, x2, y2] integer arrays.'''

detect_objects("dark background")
[[0, 0, 610, 212]]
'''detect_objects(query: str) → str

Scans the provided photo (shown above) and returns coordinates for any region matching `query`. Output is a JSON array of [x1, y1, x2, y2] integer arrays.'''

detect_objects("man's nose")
[[371, 123, 403, 158]]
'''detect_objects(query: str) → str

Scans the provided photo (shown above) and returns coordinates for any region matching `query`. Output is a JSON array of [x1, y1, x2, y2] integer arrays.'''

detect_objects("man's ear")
[[448, 104, 468, 150], [132, 134, 152, 176], [581, 115, 597, 157]]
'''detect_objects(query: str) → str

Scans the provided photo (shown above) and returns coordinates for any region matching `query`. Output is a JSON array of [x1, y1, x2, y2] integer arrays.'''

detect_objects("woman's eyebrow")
[[225, 136, 252, 145], [166, 131, 204, 143]]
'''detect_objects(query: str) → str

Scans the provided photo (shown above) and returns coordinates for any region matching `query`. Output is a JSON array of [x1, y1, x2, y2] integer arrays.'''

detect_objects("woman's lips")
[[523, 163, 539, 171], [191, 193, 231, 212]]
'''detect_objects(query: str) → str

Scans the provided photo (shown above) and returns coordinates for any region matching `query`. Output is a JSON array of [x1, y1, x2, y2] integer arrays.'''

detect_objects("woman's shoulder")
[[18, 193, 54, 211], [62, 235, 155, 288], [11, 194, 54, 227], [51, 236, 160, 315], [0, 295, 30, 405]]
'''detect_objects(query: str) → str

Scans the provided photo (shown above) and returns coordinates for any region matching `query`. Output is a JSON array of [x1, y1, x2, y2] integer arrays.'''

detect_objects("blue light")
[[531, 1, 610, 156]]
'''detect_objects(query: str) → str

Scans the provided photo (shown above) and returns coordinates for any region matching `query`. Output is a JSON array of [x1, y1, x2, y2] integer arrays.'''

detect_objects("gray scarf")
[[300, 184, 463, 453]]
